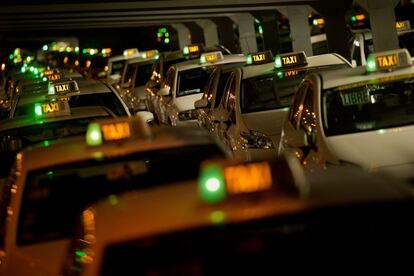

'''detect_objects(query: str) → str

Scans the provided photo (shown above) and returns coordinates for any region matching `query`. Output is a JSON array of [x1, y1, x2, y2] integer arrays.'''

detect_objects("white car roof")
[[241, 53, 351, 80], [173, 54, 247, 72], [318, 65, 414, 90]]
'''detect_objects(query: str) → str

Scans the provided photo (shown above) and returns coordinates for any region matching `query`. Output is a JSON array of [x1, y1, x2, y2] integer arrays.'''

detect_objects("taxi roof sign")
[[274, 51, 307, 69], [123, 48, 139, 58], [48, 79, 80, 95], [47, 73, 61, 82], [183, 44, 203, 55], [366, 48, 412, 73], [199, 156, 308, 204], [43, 69, 60, 76], [246, 51, 274, 65], [140, 49, 159, 59], [34, 100, 70, 118], [86, 117, 151, 146], [200, 51, 224, 64], [396, 20, 411, 32]]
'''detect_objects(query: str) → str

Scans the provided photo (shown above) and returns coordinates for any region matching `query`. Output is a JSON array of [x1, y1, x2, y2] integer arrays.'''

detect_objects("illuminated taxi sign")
[[141, 50, 159, 59], [123, 48, 139, 58], [34, 100, 70, 118], [396, 20, 411, 32], [47, 73, 61, 81], [43, 69, 60, 76], [366, 49, 412, 73], [199, 161, 273, 203], [274, 51, 307, 69], [86, 117, 151, 146], [183, 44, 202, 55], [246, 51, 274, 65], [276, 69, 300, 79], [49, 80, 80, 95], [200, 51, 224, 64]]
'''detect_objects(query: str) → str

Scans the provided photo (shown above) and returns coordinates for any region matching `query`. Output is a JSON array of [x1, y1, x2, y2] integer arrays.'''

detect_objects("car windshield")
[[111, 60, 125, 75], [0, 115, 109, 178], [14, 93, 127, 117], [100, 199, 414, 275], [241, 65, 347, 114], [177, 67, 213, 97], [17, 144, 225, 245], [134, 63, 154, 87], [322, 73, 414, 136]]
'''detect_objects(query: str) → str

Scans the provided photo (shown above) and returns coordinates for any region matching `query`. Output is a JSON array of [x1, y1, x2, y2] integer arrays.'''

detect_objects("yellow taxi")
[[0, 116, 228, 276], [61, 155, 414, 276], [280, 48, 414, 180]]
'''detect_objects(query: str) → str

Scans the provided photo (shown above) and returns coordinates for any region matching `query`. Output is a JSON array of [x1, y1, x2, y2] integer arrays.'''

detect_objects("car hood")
[[175, 93, 203, 111], [326, 126, 414, 172]]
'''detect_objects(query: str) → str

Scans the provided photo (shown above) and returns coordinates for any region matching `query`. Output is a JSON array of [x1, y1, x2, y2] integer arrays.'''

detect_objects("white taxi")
[[201, 51, 351, 161], [106, 48, 139, 85], [154, 51, 246, 126], [280, 48, 414, 180], [0, 116, 228, 276]]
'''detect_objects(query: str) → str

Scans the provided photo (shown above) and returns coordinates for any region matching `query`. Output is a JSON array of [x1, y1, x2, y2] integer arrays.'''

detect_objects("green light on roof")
[[34, 68, 39, 75], [274, 56, 282, 68], [21, 67, 26, 73], [43, 140, 49, 147], [82, 49, 87, 54], [47, 171, 54, 176], [164, 38, 170, 44], [34, 103, 43, 117], [366, 55, 377, 73], [255, 18, 260, 24], [42, 77, 48, 81], [42, 44, 48, 51], [246, 55, 253, 65], [9, 54, 13, 60], [258, 25, 263, 35], [351, 16, 357, 22], [29, 66, 34, 72], [165, 32, 169, 37], [198, 164, 226, 204], [200, 54, 206, 64], [86, 123, 103, 146], [157, 32, 163, 38], [159, 27, 168, 33], [276, 71, 284, 79], [75, 46, 80, 52], [183, 46, 189, 55]]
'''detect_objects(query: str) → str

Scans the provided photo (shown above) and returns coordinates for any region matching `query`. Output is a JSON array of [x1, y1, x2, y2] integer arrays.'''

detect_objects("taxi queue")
[[0, 39, 414, 275]]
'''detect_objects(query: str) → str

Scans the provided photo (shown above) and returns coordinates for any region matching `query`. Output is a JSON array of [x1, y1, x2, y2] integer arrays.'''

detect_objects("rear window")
[[68, 93, 127, 116], [134, 63, 154, 87], [17, 144, 225, 245]]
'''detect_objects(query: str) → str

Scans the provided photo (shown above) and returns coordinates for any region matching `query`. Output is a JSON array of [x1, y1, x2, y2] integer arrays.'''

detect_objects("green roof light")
[[42, 44, 48, 51], [86, 123, 103, 146], [199, 164, 226, 204], [21, 67, 26, 73], [164, 38, 170, 44], [258, 25, 263, 35], [75, 46, 80, 52], [9, 54, 13, 60], [366, 55, 377, 73], [200, 54, 206, 64], [246, 54, 253, 65], [183, 46, 189, 55], [159, 27, 168, 33], [351, 16, 357, 22], [274, 56, 282, 68], [34, 103, 43, 117], [276, 71, 284, 79]]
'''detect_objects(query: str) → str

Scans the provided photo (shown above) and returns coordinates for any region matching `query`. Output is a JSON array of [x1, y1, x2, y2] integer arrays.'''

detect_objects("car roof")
[[86, 165, 414, 247], [317, 65, 414, 90], [172, 54, 247, 71], [241, 53, 351, 79], [0, 106, 111, 133], [18, 125, 225, 173]]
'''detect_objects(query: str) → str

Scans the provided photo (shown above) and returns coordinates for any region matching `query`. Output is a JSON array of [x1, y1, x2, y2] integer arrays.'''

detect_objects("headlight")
[[178, 109, 198, 121], [240, 130, 274, 149]]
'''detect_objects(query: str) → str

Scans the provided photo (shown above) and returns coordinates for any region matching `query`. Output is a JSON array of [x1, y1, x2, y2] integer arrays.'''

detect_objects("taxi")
[[199, 51, 351, 161], [11, 78, 130, 118], [154, 51, 247, 126], [0, 116, 229, 276], [106, 48, 140, 85], [60, 156, 414, 276], [0, 100, 113, 180], [279, 48, 414, 180], [115, 49, 160, 112]]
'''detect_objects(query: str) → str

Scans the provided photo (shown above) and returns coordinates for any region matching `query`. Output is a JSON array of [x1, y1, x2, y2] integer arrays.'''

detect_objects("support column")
[[253, 10, 281, 55], [357, 0, 400, 52], [211, 17, 239, 54], [230, 13, 257, 54], [183, 22, 204, 45], [195, 19, 219, 46], [311, 0, 353, 60], [171, 23, 191, 50], [278, 6, 313, 56]]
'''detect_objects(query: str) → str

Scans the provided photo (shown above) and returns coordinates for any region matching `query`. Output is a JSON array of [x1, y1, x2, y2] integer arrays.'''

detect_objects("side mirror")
[[211, 109, 229, 123], [157, 86, 170, 96], [194, 98, 210, 109], [136, 111, 155, 123]]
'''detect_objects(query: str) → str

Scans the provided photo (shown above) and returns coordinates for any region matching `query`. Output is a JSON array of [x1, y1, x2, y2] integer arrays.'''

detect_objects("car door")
[[197, 68, 219, 130], [157, 67, 175, 124]]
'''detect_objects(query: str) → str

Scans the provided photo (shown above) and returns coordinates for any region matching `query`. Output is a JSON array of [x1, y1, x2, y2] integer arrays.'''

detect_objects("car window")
[[134, 62, 155, 87], [300, 85, 317, 141], [215, 72, 232, 108], [177, 67, 214, 97], [289, 81, 308, 128], [164, 67, 175, 89]]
